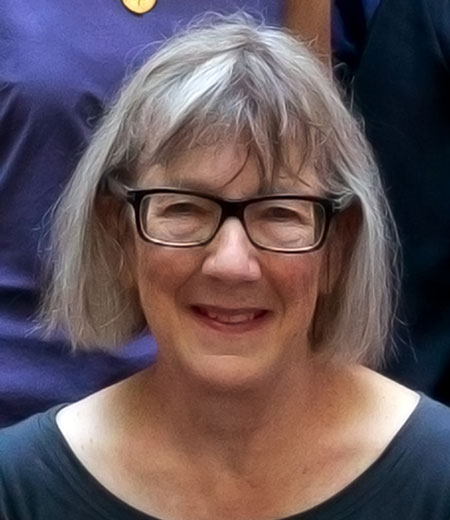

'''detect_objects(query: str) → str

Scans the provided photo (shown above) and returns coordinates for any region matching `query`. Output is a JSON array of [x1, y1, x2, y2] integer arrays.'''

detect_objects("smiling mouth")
[[192, 306, 268, 325]]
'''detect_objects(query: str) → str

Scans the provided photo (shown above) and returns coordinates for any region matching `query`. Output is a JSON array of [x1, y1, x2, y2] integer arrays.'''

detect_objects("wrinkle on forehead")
[[136, 142, 320, 196]]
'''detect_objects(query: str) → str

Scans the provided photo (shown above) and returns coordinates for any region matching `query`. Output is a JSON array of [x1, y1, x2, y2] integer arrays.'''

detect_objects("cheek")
[[133, 245, 200, 318], [269, 254, 323, 316]]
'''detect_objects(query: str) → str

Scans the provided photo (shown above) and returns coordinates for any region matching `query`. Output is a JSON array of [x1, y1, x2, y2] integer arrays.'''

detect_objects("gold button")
[[122, 0, 157, 15]]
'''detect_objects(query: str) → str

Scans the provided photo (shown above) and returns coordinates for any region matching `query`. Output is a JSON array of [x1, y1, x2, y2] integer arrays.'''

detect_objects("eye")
[[147, 195, 213, 219], [261, 206, 304, 222], [162, 202, 205, 216]]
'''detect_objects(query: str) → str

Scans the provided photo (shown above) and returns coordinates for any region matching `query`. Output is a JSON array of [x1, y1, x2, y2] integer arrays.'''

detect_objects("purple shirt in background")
[[0, 0, 282, 426]]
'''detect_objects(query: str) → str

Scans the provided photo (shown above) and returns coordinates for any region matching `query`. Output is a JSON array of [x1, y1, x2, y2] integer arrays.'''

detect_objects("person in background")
[[332, 0, 379, 82], [1, 0, 332, 427], [332, 0, 450, 405], [1, 17, 449, 519], [285, 0, 331, 60]]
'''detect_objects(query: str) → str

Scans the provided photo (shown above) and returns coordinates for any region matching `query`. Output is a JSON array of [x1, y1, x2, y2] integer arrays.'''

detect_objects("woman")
[[1, 16, 449, 520]]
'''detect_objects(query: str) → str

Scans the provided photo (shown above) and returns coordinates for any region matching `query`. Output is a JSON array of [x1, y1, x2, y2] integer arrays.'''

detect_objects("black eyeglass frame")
[[106, 178, 340, 253]]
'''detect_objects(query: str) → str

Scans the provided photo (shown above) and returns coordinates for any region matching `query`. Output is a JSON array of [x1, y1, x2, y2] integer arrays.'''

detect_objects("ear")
[[319, 203, 361, 295]]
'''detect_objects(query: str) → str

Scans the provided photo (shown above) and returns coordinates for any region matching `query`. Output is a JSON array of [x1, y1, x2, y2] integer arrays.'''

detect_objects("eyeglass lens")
[[139, 193, 326, 250]]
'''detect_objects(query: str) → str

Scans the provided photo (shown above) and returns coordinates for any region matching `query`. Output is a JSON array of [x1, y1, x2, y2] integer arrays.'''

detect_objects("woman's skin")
[[57, 145, 418, 520]]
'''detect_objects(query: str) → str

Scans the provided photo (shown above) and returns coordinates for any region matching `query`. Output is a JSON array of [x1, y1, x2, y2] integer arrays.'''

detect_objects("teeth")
[[206, 311, 257, 324]]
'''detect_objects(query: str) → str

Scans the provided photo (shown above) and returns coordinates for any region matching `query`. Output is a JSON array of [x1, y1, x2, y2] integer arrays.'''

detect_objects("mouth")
[[191, 305, 269, 328]]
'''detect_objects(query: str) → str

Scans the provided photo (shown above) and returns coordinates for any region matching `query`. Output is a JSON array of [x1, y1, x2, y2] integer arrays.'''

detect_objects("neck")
[[114, 358, 338, 473]]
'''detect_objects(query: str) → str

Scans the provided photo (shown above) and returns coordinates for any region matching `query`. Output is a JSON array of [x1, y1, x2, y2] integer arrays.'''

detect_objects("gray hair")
[[40, 14, 399, 367]]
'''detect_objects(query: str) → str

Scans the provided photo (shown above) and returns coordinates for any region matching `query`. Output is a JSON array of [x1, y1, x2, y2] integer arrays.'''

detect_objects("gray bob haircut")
[[40, 14, 399, 367]]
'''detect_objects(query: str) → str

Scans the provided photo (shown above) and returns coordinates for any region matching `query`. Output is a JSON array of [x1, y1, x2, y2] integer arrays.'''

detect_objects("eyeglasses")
[[106, 178, 339, 253]]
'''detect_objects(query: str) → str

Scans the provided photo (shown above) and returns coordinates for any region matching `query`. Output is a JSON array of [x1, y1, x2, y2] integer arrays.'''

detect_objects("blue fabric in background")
[[332, 0, 380, 78], [341, 0, 450, 404], [0, 0, 282, 427]]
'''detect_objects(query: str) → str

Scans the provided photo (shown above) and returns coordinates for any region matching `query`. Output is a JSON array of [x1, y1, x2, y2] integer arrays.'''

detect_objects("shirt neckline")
[[39, 392, 427, 520]]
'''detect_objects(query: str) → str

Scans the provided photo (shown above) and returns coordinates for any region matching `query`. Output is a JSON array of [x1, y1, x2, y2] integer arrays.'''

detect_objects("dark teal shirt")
[[1, 394, 450, 519]]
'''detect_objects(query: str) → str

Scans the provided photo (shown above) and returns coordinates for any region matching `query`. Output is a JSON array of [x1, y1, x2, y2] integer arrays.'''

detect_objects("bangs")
[[119, 35, 332, 191]]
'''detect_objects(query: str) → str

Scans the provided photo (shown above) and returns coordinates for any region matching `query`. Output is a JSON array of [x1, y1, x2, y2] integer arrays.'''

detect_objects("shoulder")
[[0, 405, 63, 444], [0, 407, 66, 495], [0, 407, 66, 485], [345, 368, 450, 483], [377, 394, 450, 516], [0, 405, 107, 520], [403, 394, 450, 453], [331, 372, 450, 518], [332, 393, 450, 520], [0, 408, 56, 463], [0, 408, 58, 517], [383, 393, 450, 505], [366, 371, 450, 458]]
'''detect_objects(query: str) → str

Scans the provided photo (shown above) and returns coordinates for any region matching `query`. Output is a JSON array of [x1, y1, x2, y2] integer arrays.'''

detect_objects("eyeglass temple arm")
[[103, 176, 132, 200]]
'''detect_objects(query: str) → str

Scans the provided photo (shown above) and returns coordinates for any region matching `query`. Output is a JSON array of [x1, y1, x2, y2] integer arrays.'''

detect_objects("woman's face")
[[131, 144, 330, 390]]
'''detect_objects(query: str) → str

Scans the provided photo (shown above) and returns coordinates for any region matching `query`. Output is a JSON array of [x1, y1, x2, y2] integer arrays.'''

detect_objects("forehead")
[[137, 143, 319, 198]]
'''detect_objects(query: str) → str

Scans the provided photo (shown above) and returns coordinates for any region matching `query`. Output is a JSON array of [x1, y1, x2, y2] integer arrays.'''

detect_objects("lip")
[[190, 304, 270, 333]]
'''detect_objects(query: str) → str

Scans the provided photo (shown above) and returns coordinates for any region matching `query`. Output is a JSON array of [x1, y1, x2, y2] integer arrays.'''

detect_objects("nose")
[[201, 218, 262, 282]]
